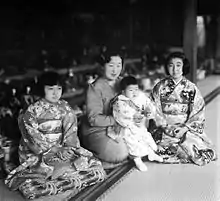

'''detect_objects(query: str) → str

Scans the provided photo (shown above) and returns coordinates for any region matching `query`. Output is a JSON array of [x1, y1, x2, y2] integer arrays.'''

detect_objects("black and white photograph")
[[0, 0, 219, 200]]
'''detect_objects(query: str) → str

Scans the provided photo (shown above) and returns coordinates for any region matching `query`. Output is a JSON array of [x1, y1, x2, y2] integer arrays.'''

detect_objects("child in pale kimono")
[[110, 76, 163, 171]]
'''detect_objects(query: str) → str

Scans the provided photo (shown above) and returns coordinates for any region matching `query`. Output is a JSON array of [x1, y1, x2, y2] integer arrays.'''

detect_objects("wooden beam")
[[215, 15, 220, 59], [183, 0, 198, 84]]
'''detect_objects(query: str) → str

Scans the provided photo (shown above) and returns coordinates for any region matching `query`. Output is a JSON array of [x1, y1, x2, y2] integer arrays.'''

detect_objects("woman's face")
[[44, 85, 62, 103], [104, 56, 122, 81], [167, 58, 183, 80]]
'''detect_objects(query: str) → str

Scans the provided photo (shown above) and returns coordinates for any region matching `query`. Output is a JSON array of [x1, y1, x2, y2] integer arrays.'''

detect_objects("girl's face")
[[167, 58, 184, 81], [124, 84, 139, 100], [44, 85, 62, 103], [104, 56, 122, 81]]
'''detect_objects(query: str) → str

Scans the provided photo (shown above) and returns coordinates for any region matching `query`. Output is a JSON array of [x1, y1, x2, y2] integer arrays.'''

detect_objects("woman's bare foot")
[[134, 157, 148, 171]]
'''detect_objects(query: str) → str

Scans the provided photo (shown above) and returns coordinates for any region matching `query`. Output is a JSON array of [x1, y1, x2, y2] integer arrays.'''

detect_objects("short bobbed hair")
[[37, 71, 64, 97], [164, 52, 190, 76]]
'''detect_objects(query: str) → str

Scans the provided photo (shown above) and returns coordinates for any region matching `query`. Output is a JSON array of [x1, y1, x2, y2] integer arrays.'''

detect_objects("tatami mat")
[[98, 95, 220, 201], [0, 75, 219, 201]]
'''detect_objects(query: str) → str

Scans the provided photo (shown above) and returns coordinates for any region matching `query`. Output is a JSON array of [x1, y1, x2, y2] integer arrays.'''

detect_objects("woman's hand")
[[144, 107, 153, 119], [57, 147, 76, 161], [50, 145, 61, 153], [157, 145, 165, 153]]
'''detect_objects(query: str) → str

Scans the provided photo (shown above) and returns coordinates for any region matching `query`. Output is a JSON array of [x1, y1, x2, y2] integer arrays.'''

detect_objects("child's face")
[[124, 84, 139, 100], [44, 85, 62, 103]]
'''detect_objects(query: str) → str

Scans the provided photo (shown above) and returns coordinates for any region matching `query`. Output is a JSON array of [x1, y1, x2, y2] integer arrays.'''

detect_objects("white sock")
[[134, 158, 148, 171]]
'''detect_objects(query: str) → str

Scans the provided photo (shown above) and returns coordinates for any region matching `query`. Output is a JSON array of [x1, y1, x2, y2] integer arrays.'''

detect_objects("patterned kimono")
[[5, 99, 105, 200], [111, 93, 158, 157], [151, 76, 216, 165]]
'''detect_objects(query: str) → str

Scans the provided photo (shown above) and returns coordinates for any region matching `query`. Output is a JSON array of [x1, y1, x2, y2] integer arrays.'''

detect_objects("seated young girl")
[[5, 71, 105, 200], [109, 76, 163, 171]]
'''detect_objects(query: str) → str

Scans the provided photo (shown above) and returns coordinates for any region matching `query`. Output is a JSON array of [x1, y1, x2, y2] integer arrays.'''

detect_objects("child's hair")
[[37, 71, 64, 97], [120, 76, 138, 91]]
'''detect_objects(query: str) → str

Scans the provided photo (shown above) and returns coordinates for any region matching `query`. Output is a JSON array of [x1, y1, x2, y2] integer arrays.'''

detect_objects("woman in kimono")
[[110, 76, 163, 171], [150, 52, 216, 165], [5, 71, 105, 200], [81, 50, 129, 167]]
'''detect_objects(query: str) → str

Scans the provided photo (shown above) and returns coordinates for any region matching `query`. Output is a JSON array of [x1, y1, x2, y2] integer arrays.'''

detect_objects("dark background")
[[0, 0, 219, 72]]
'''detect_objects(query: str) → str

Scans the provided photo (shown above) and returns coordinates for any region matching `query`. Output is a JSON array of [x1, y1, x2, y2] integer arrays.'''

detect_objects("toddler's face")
[[124, 84, 139, 100]]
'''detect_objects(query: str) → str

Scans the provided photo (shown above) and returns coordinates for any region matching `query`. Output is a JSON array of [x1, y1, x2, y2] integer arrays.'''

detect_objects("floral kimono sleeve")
[[112, 100, 134, 129], [184, 86, 207, 137], [22, 107, 51, 155], [151, 83, 167, 126], [62, 103, 94, 157], [144, 94, 156, 119], [62, 103, 80, 148]]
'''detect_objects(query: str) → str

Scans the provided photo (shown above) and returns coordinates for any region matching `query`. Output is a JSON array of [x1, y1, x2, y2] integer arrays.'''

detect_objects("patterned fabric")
[[5, 99, 105, 200], [111, 94, 158, 157], [150, 76, 217, 165]]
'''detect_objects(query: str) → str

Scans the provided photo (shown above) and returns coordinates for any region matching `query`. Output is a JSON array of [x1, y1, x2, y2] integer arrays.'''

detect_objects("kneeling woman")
[[150, 52, 217, 166], [5, 71, 105, 200]]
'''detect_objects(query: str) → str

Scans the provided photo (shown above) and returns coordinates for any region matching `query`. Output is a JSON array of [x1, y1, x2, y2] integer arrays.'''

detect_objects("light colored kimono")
[[151, 76, 217, 165], [111, 92, 157, 157]]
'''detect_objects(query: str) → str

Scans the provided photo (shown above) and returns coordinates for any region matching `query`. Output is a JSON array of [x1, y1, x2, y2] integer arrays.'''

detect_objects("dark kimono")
[[151, 76, 216, 166], [5, 99, 105, 199], [81, 77, 129, 164]]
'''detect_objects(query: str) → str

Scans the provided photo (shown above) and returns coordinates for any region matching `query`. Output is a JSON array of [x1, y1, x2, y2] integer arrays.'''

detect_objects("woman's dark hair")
[[37, 71, 64, 97], [164, 52, 190, 76], [120, 76, 138, 91], [96, 49, 124, 66], [96, 48, 124, 76]]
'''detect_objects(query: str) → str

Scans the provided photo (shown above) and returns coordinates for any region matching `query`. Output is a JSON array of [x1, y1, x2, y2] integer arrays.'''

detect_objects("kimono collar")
[[118, 94, 130, 101], [42, 98, 61, 105], [168, 76, 184, 85]]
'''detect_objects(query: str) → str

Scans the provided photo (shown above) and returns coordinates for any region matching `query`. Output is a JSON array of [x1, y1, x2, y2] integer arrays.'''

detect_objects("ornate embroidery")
[[151, 77, 216, 166]]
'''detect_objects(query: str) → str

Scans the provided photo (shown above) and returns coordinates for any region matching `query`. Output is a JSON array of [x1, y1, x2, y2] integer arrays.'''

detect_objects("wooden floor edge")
[[204, 86, 220, 105]]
